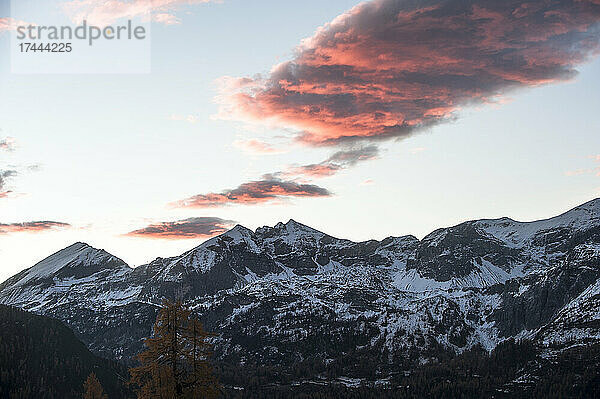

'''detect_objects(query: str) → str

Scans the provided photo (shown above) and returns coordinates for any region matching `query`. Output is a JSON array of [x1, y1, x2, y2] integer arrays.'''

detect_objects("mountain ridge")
[[26, 198, 600, 274], [0, 198, 599, 387]]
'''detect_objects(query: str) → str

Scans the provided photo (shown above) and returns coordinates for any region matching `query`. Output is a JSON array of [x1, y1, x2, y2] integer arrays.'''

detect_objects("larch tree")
[[129, 300, 220, 399], [83, 372, 108, 399]]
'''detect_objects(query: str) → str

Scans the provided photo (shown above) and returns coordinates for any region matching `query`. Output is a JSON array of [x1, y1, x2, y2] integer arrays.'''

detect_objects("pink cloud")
[[283, 145, 379, 179], [0, 17, 14, 32], [172, 177, 331, 208], [218, 0, 600, 146], [153, 13, 180, 25], [126, 217, 235, 240], [185, 146, 376, 209], [62, 0, 216, 26], [233, 139, 286, 155], [0, 221, 71, 234], [0, 17, 30, 32], [285, 163, 341, 178], [565, 155, 600, 177]]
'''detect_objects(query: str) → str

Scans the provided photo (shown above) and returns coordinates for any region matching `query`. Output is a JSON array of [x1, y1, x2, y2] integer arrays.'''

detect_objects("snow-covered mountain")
[[1, 199, 599, 379]]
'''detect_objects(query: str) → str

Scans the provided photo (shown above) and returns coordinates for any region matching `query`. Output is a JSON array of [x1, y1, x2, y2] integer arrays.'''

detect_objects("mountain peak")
[[284, 219, 306, 232], [230, 224, 253, 233], [66, 242, 92, 250], [224, 224, 255, 239], [7, 242, 128, 289], [283, 219, 320, 231], [271, 219, 311, 230], [219, 224, 258, 248]]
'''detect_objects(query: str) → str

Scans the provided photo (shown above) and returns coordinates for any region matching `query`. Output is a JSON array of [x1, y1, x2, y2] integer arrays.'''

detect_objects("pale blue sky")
[[0, 0, 599, 281]]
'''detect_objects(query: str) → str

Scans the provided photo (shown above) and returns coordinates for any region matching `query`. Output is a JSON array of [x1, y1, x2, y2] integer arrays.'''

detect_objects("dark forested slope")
[[0, 305, 130, 398]]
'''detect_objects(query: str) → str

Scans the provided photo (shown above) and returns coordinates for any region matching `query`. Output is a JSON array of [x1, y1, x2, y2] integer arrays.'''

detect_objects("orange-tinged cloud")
[[219, 0, 600, 146], [0, 221, 70, 234], [233, 139, 286, 155], [177, 146, 374, 209], [173, 178, 331, 208], [62, 0, 215, 26], [153, 13, 180, 25], [0, 17, 14, 32], [126, 217, 235, 239], [0, 17, 30, 32], [286, 163, 341, 178], [283, 145, 380, 179], [565, 155, 600, 177]]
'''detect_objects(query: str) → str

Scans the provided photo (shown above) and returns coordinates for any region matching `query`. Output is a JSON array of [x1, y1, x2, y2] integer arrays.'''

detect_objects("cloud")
[[153, 13, 180, 25], [285, 163, 341, 178], [0, 164, 42, 197], [62, 0, 216, 26], [285, 145, 379, 178], [326, 145, 380, 165], [218, 0, 600, 146], [0, 137, 16, 152], [0, 17, 30, 32], [0, 170, 17, 198], [0, 135, 40, 197], [173, 177, 332, 208], [198, 146, 373, 209], [0, 18, 11, 32], [565, 155, 600, 176], [232, 139, 286, 155], [126, 217, 235, 239], [0, 221, 71, 234]]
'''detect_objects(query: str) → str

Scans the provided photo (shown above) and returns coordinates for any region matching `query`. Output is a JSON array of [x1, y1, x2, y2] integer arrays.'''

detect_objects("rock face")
[[1, 199, 600, 377]]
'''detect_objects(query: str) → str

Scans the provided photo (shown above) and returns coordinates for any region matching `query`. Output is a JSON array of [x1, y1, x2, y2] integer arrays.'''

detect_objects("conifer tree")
[[83, 372, 108, 399], [129, 300, 220, 398]]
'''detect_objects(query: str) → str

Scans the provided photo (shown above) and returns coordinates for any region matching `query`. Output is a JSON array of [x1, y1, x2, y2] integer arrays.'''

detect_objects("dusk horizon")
[[17, 196, 600, 272]]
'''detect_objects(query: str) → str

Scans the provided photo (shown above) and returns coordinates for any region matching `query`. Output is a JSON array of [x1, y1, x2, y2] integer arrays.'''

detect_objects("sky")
[[0, 0, 599, 281]]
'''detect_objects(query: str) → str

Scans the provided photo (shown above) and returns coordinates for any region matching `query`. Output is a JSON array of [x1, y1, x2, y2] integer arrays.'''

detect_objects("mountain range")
[[1, 199, 600, 389]]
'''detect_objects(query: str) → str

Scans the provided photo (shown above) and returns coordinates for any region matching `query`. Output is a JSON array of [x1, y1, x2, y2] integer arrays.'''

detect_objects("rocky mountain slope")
[[1, 199, 599, 384]]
